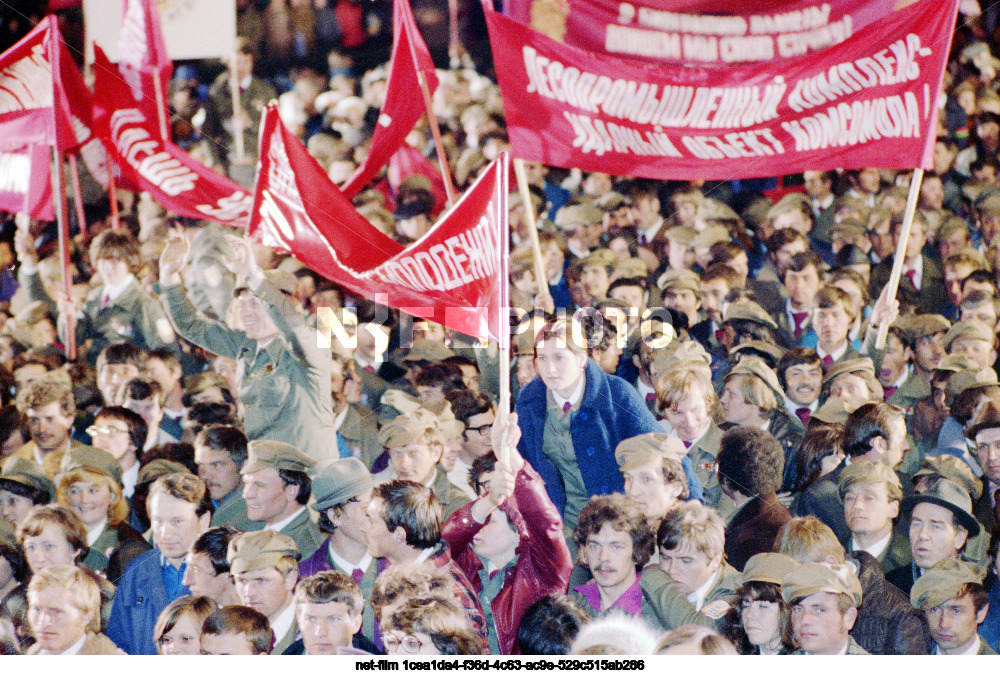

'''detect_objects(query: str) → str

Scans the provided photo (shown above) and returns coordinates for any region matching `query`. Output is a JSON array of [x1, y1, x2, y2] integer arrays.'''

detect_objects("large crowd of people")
[[2, 0, 1000, 657]]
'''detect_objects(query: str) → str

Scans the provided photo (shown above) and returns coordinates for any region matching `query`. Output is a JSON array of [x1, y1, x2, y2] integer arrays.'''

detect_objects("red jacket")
[[441, 461, 573, 654]]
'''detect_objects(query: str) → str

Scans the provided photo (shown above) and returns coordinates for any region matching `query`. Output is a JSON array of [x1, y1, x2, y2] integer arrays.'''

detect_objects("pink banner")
[[389, 143, 448, 217], [118, 0, 173, 137], [249, 104, 507, 342], [339, 0, 439, 197], [92, 46, 252, 225], [487, 0, 957, 179], [0, 145, 54, 220], [505, 0, 911, 65]]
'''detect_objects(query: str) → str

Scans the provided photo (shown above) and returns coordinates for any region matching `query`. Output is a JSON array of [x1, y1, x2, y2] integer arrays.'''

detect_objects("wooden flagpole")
[[497, 153, 511, 464], [875, 168, 924, 349], [107, 155, 121, 231], [67, 154, 89, 245], [512, 158, 552, 308], [52, 148, 76, 361], [230, 52, 246, 161]]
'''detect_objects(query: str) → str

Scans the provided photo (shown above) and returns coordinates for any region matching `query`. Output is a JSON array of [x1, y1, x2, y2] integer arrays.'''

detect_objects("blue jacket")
[[107, 549, 189, 655], [516, 360, 669, 515]]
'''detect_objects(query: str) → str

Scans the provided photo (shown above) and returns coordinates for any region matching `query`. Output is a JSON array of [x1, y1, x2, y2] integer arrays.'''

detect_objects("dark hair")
[[415, 362, 465, 393], [142, 442, 198, 474], [723, 581, 793, 655], [317, 494, 362, 534], [0, 539, 29, 584], [185, 402, 240, 436], [97, 341, 146, 370], [192, 526, 240, 574], [195, 425, 249, 469], [95, 406, 147, 460], [278, 469, 312, 506], [765, 228, 808, 255], [717, 426, 784, 497], [146, 348, 181, 371], [0, 477, 49, 505], [201, 605, 272, 655], [841, 402, 904, 458], [783, 251, 824, 280], [445, 390, 493, 425], [123, 377, 161, 403], [469, 452, 498, 494], [372, 480, 441, 549], [517, 594, 588, 655], [607, 277, 647, 298], [573, 494, 653, 571], [962, 269, 996, 291], [958, 582, 990, 614], [795, 425, 844, 492]]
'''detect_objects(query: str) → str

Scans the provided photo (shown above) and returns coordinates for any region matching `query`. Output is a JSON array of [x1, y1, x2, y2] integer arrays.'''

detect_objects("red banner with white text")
[[249, 104, 506, 342], [504, 0, 911, 65], [0, 145, 54, 220], [92, 46, 252, 225], [487, 0, 958, 179], [118, 0, 174, 137]]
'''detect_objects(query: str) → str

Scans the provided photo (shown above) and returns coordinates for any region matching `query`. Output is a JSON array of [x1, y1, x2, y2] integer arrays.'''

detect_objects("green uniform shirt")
[[542, 392, 588, 531]]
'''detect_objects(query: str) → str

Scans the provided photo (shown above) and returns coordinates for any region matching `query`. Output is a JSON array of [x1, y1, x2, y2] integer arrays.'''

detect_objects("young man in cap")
[[108, 473, 213, 654], [241, 439, 323, 558], [299, 457, 376, 642], [886, 478, 981, 594], [911, 558, 996, 654], [615, 433, 700, 532], [944, 320, 998, 369], [839, 462, 911, 575], [375, 408, 470, 519], [660, 269, 702, 328], [967, 400, 1000, 534], [194, 425, 262, 532], [288, 570, 372, 654], [228, 529, 301, 654], [158, 234, 337, 459], [784, 562, 869, 654], [823, 357, 884, 409], [719, 357, 803, 464], [579, 249, 616, 307], [0, 455, 54, 527]]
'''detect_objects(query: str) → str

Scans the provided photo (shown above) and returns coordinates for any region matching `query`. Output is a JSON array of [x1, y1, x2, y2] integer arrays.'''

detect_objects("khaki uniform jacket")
[[11, 438, 91, 480], [273, 617, 299, 655], [433, 467, 472, 521], [278, 508, 324, 559], [211, 491, 263, 533], [184, 223, 237, 320], [339, 404, 381, 469], [27, 632, 125, 655], [685, 423, 734, 516], [158, 278, 337, 460]]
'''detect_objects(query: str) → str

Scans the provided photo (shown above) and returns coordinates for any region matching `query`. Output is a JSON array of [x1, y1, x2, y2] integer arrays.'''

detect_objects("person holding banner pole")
[[875, 170, 925, 350], [50, 149, 75, 362]]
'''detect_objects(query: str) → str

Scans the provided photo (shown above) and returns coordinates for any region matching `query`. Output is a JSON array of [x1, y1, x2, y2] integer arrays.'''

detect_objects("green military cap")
[[582, 248, 618, 272], [697, 198, 740, 222], [183, 370, 232, 398], [554, 203, 602, 231], [910, 558, 987, 610], [905, 314, 951, 342], [508, 189, 544, 214], [977, 193, 1000, 216], [727, 356, 785, 403], [837, 461, 901, 498], [615, 433, 686, 471], [311, 457, 374, 512], [935, 353, 979, 374], [264, 269, 297, 296], [729, 340, 786, 365], [782, 562, 863, 607], [0, 456, 56, 502], [613, 258, 648, 280], [966, 400, 1000, 440], [421, 400, 465, 441], [946, 366, 998, 405], [227, 530, 300, 575], [810, 397, 855, 425], [241, 440, 317, 475], [137, 459, 189, 486], [828, 218, 866, 239], [692, 224, 731, 250], [944, 320, 996, 351], [657, 268, 700, 293], [662, 226, 696, 246], [652, 339, 710, 374], [911, 455, 982, 500], [61, 446, 123, 486], [594, 191, 628, 212], [399, 339, 454, 363], [901, 478, 980, 536], [723, 300, 777, 330], [822, 357, 875, 386], [378, 408, 440, 449], [742, 553, 800, 586]]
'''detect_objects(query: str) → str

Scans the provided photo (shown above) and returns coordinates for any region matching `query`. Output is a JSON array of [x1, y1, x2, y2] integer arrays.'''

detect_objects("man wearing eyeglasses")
[[446, 391, 496, 499], [88, 406, 146, 503]]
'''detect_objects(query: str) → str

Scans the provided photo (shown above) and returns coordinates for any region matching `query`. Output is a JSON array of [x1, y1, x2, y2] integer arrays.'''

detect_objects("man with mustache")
[[778, 348, 823, 428]]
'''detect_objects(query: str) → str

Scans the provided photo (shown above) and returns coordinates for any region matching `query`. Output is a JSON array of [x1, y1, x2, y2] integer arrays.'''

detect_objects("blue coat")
[[107, 549, 189, 655], [516, 360, 699, 514]]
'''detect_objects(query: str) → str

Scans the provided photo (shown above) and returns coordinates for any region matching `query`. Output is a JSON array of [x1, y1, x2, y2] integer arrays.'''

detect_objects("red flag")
[[388, 143, 448, 217], [339, 0, 439, 197], [0, 145, 54, 219], [249, 104, 507, 342], [118, 0, 173, 137], [92, 46, 252, 225]]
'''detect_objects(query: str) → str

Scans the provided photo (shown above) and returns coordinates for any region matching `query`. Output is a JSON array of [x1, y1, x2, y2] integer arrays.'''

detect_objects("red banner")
[[339, 0, 439, 197], [118, 0, 173, 137], [389, 143, 448, 217], [504, 0, 907, 65], [0, 145, 53, 219], [249, 104, 507, 342], [487, 0, 957, 179], [92, 46, 252, 225]]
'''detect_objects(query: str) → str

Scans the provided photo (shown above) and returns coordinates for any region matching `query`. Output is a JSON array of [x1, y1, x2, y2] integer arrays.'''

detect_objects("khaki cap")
[[828, 219, 866, 239], [554, 203, 602, 231], [582, 249, 618, 271], [978, 193, 1000, 216], [652, 339, 710, 373], [311, 457, 374, 512], [240, 440, 317, 475], [810, 397, 855, 425], [234, 270, 297, 297], [692, 224, 731, 250], [137, 459, 189, 486], [742, 553, 801, 585], [61, 446, 123, 486], [697, 199, 740, 222], [227, 530, 300, 575], [837, 461, 901, 498], [966, 400, 1000, 441], [662, 226, 696, 246], [782, 562, 863, 607], [422, 400, 465, 440], [902, 478, 980, 536], [379, 408, 440, 449], [910, 558, 987, 610], [723, 301, 777, 329], [944, 320, 996, 350], [911, 455, 982, 500], [935, 353, 979, 374], [945, 366, 998, 404], [399, 339, 454, 363], [615, 433, 686, 471], [594, 191, 628, 211], [0, 456, 55, 502], [183, 371, 232, 397], [727, 356, 785, 403], [613, 258, 648, 280], [657, 269, 700, 293], [905, 314, 951, 342], [822, 357, 875, 386]]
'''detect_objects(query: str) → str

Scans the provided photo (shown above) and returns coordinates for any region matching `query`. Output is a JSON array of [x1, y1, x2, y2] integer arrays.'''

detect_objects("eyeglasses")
[[382, 633, 425, 654], [464, 424, 491, 436], [86, 425, 128, 437]]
